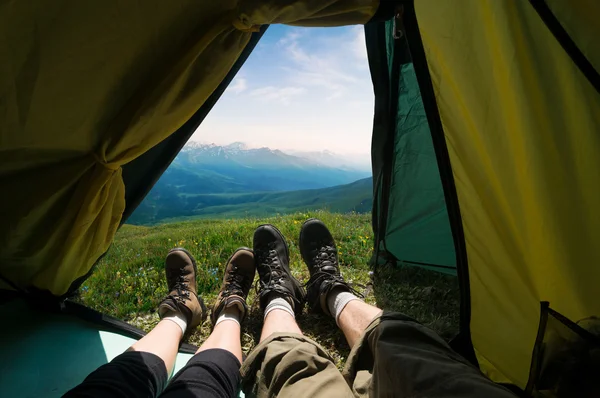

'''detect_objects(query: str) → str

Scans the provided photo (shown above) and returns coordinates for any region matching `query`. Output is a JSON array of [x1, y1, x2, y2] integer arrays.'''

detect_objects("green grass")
[[78, 210, 459, 367]]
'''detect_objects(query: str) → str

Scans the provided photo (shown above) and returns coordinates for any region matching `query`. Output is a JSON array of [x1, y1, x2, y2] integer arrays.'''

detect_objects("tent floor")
[[0, 299, 194, 397]]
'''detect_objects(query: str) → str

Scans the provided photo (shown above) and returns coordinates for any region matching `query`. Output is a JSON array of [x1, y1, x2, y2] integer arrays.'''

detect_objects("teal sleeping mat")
[[0, 299, 194, 397]]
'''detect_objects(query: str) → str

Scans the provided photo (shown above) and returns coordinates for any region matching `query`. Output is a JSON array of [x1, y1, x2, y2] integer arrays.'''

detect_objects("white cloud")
[[249, 86, 306, 105], [278, 28, 367, 100], [191, 26, 374, 156], [228, 77, 247, 94], [277, 30, 302, 47], [351, 26, 368, 64]]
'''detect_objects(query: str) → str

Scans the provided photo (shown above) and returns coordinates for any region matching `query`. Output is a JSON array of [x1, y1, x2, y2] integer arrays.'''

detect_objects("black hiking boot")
[[158, 248, 207, 328], [299, 218, 359, 315], [254, 224, 306, 314], [211, 247, 256, 325]]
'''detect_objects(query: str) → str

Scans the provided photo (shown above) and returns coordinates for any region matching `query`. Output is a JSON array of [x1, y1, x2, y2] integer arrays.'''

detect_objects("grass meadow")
[[78, 211, 459, 368]]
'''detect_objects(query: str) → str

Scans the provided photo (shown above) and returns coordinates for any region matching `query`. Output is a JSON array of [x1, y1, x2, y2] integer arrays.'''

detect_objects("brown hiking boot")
[[211, 248, 256, 325], [158, 248, 206, 328]]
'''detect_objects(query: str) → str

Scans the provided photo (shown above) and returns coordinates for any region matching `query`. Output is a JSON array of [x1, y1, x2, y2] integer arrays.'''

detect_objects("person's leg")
[[260, 294, 303, 341], [160, 248, 255, 398], [64, 248, 206, 398], [299, 219, 515, 398], [196, 307, 243, 363], [128, 319, 184, 372], [336, 299, 382, 349], [341, 311, 517, 398], [253, 225, 305, 342], [240, 224, 353, 398], [300, 218, 379, 345]]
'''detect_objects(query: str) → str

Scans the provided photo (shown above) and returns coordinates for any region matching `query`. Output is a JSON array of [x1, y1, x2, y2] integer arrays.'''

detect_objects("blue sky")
[[190, 25, 373, 156]]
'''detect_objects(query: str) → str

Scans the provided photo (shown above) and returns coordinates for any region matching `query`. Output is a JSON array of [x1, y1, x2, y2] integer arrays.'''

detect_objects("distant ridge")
[[128, 142, 372, 224]]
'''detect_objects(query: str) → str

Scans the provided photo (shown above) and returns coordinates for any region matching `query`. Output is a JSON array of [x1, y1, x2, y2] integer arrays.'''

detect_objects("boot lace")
[[306, 244, 362, 297], [166, 272, 191, 304], [255, 243, 301, 305], [223, 265, 247, 297], [256, 243, 284, 289]]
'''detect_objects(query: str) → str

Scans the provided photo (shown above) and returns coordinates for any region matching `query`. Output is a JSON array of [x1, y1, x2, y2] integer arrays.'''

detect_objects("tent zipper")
[[401, 2, 477, 366], [393, 5, 405, 39], [375, 5, 405, 269]]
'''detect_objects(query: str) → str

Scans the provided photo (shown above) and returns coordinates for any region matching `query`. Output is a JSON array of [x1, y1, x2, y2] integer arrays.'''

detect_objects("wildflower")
[[116, 271, 121, 278]]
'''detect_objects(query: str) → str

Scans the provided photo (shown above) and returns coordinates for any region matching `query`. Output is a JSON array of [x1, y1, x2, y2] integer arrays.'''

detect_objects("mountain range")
[[128, 142, 372, 224]]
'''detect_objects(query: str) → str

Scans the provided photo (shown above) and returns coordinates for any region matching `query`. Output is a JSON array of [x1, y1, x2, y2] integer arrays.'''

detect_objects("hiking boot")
[[211, 247, 256, 325], [254, 224, 306, 314], [158, 248, 206, 328], [299, 218, 358, 315]]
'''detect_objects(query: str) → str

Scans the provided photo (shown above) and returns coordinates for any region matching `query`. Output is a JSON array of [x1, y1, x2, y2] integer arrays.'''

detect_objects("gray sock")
[[264, 296, 295, 319], [327, 287, 361, 326], [215, 306, 241, 326]]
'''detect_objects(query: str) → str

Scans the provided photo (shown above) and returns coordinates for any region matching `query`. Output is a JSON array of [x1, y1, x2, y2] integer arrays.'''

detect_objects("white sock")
[[215, 307, 241, 326], [162, 313, 188, 335], [264, 296, 295, 319], [327, 288, 361, 326]]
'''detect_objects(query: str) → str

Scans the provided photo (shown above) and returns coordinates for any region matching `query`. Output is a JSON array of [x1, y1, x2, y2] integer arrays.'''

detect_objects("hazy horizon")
[[183, 140, 372, 172], [186, 140, 370, 157], [191, 25, 373, 159]]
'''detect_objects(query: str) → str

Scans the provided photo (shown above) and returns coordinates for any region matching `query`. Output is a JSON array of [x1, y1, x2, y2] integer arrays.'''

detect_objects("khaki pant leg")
[[241, 332, 354, 398], [342, 312, 516, 398]]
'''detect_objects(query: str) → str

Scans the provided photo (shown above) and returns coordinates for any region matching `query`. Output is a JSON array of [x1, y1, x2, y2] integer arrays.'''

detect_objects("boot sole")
[[226, 246, 254, 259], [256, 224, 289, 259], [211, 247, 253, 326], [255, 224, 306, 314], [299, 218, 323, 265], [299, 218, 339, 314], [167, 247, 207, 323], [168, 247, 198, 276], [222, 246, 254, 302]]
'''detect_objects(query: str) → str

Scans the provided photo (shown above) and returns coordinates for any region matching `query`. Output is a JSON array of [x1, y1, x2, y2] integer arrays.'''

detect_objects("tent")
[[1, 0, 598, 396]]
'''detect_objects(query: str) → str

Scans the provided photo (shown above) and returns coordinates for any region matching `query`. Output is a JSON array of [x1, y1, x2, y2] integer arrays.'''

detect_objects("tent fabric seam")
[[365, 21, 397, 265], [528, 0, 600, 94], [524, 301, 550, 393], [378, 23, 404, 257], [402, 2, 476, 366]]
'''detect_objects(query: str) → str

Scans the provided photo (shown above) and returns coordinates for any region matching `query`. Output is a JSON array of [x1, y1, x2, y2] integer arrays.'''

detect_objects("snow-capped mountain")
[[183, 142, 370, 172], [129, 142, 373, 224], [182, 141, 249, 155], [286, 149, 371, 172], [156, 141, 370, 193]]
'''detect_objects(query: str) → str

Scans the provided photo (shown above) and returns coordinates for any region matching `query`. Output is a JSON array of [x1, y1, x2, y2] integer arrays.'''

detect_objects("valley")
[[128, 142, 373, 224]]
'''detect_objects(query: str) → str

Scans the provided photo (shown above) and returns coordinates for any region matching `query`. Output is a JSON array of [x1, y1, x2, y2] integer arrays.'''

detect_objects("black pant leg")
[[348, 312, 516, 397], [63, 351, 168, 398], [160, 349, 241, 398]]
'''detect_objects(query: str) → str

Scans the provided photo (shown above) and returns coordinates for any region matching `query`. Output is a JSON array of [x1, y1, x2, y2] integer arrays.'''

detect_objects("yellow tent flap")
[[0, 0, 378, 295], [415, 0, 600, 387]]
